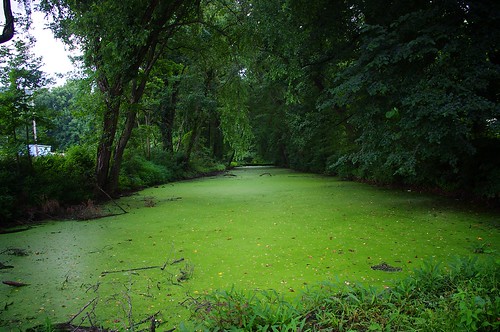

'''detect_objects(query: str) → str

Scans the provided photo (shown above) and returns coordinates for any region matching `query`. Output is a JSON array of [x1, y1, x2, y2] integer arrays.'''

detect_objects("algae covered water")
[[1, 167, 499, 330]]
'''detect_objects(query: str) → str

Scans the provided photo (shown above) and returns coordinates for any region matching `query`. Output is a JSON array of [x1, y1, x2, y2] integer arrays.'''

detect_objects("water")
[[1, 167, 499, 330]]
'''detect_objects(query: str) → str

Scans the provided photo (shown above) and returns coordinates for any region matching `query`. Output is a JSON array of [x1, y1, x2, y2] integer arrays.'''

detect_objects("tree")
[[0, 36, 49, 165], [39, 0, 201, 196], [243, 0, 499, 197], [242, 0, 360, 169], [137, 0, 254, 166], [328, 0, 500, 194], [34, 79, 99, 150]]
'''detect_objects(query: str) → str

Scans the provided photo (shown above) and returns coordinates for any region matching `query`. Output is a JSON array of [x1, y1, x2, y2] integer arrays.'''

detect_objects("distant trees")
[[39, 0, 202, 196]]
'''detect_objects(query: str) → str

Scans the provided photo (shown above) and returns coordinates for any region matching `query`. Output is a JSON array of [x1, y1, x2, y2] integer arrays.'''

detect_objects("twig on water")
[[68, 297, 98, 325], [161, 243, 175, 270], [2, 280, 29, 287], [101, 266, 161, 276], [171, 257, 185, 265], [96, 185, 128, 214]]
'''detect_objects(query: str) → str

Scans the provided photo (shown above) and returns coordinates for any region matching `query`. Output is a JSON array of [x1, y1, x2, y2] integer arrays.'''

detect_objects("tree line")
[[1, 0, 498, 223]]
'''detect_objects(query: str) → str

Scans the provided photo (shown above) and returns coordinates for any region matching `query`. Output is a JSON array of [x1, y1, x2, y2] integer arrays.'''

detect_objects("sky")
[[2, 1, 79, 86], [30, 10, 76, 86]]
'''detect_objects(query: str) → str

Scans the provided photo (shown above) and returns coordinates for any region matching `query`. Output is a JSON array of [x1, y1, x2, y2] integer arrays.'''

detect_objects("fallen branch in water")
[[161, 243, 175, 270], [0, 262, 14, 269], [100, 265, 161, 276], [95, 185, 128, 214], [371, 262, 402, 272], [2, 280, 29, 287], [1, 248, 29, 256], [130, 310, 161, 331], [171, 257, 185, 265], [68, 297, 98, 325]]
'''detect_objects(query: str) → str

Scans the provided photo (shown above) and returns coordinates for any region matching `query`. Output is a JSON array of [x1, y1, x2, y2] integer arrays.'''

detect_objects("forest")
[[1, 0, 499, 223], [1, 1, 500, 331]]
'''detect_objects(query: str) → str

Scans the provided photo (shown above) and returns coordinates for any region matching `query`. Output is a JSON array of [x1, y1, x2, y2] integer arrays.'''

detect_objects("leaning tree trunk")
[[108, 106, 137, 196], [184, 110, 201, 166], [91, 0, 195, 197], [107, 68, 154, 195], [160, 103, 176, 153]]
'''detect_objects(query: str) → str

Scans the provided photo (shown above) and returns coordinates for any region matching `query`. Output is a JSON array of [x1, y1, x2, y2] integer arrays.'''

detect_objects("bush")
[[62, 145, 95, 202], [0, 145, 96, 225], [182, 257, 500, 331], [149, 149, 186, 180], [0, 160, 18, 221], [30, 145, 95, 205], [181, 288, 304, 331], [119, 154, 173, 191]]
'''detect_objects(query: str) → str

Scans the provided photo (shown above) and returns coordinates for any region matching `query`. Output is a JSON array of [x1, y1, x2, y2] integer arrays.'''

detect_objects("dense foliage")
[[1, 0, 498, 223], [245, 0, 500, 199]]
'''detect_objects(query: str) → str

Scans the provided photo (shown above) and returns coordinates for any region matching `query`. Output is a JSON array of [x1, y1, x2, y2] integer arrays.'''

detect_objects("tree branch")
[[0, 0, 15, 44]]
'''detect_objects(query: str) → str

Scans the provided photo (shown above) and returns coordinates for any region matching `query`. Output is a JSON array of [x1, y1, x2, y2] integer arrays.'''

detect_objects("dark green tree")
[[244, 0, 499, 198], [34, 79, 99, 150], [0, 36, 49, 164], [39, 0, 201, 196], [328, 0, 500, 196]]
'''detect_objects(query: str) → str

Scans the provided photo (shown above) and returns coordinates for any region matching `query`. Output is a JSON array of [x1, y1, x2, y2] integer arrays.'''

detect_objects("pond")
[[1, 167, 499, 330]]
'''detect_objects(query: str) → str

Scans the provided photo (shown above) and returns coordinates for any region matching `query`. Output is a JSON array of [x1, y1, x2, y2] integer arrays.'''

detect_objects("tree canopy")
[[0, 0, 498, 222]]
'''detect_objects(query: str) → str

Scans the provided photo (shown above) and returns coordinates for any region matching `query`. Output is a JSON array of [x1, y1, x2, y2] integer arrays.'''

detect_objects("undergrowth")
[[180, 256, 500, 331]]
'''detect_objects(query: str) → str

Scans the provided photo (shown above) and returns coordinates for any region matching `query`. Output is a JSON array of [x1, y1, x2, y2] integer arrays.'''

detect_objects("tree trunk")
[[95, 85, 122, 197], [160, 71, 184, 153], [90, 1, 195, 198], [160, 103, 176, 153], [226, 150, 235, 168], [107, 106, 137, 196], [108, 74, 151, 195], [144, 113, 151, 160], [184, 111, 200, 166], [211, 116, 223, 160]]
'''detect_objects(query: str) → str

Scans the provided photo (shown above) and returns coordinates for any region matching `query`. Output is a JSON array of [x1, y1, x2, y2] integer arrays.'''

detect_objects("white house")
[[28, 144, 52, 157]]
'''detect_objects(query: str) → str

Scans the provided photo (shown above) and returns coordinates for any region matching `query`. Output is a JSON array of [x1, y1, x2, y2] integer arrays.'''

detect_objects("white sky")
[[30, 10, 77, 86]]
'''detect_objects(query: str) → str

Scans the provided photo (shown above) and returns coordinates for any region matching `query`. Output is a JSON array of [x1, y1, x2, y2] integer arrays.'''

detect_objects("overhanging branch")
[[0, 0, 14, 43]]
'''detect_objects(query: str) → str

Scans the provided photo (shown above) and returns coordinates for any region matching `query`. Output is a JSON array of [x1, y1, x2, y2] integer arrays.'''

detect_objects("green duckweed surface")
[[1, 167, 499, 330]]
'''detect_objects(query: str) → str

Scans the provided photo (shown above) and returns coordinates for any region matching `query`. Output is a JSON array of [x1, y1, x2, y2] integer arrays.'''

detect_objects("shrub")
[[29, 145, 95, 205], [182, 257, 500, 331], [181, 288, 304, 331], [149, 148, 186, 180], [0, 145, 96, 224], [119, 154, 173, 191], [0, 160, 17, 222], [61, 145, 95, 203]]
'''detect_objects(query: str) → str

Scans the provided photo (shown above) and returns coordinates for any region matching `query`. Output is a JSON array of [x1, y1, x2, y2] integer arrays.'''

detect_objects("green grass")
[[0, 167, 499, 330], [180, 256, 499, 331]]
